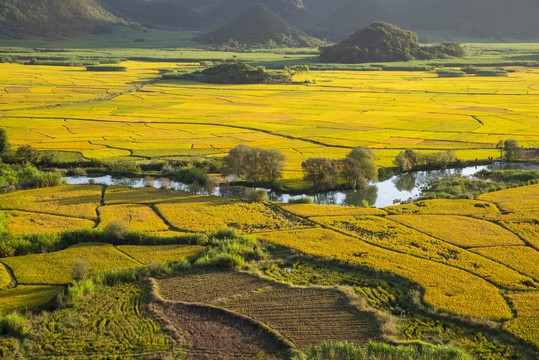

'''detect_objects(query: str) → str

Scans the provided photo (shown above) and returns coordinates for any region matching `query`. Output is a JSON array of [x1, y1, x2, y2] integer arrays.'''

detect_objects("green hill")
[[99, 0, 203, 30], [198, 3, 323, 47], [319, 22, 465, 63], [309, 0, 397, 41], [0, 0, 120, 38]]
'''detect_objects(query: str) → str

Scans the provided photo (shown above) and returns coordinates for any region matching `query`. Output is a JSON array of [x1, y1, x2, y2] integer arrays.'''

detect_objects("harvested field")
[[217, 286, 380, 349], [151, 301, 292, 360], [157, 271, 271, 304]]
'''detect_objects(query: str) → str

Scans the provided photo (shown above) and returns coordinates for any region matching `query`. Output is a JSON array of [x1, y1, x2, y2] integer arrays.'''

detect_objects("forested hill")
[[2, 0, 539, 41], [0, 0, 120, 38]]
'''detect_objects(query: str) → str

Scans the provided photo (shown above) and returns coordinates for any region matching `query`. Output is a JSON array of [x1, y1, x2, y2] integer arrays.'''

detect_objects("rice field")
[[104, 185, 196, 204], [385, 199, 499, 216], [25, 283, 173, 358], [386, 214, 523, 248], [0, 185, 102, 220], [98, 204, 169, 231], [280, 204, 386, 217], [0, 285, 63, 313], [155, 196, 308, 233], [0, 242, 142, 285], [4, 210, 95, 235], [116, 244, 205, 264], [1, 62, 538, 183], [470, 246, 539, 281], [0, 264, 11, 290]]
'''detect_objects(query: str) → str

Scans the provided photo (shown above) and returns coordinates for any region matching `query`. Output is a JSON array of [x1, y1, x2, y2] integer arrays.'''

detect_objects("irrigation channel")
[[65, 162, 539, 208]]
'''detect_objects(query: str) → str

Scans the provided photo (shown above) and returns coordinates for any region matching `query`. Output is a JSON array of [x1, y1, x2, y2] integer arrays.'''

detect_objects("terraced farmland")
[[117, 244, 205, 264], [156, 271, 380, 349]]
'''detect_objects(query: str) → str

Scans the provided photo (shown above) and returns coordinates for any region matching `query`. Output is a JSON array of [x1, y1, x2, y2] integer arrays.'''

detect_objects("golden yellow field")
[[386, 214, 523, 248], [116, 244, 205, 264], [0, 243, 142, 285], [0, 285, 64, 313], [0, 264, 11, 289], [257, 228, 512, 320], [0, 181, 537, 347], [0, 185, 102, 220], [1, 62, 538, 183], [155, 196, 307, 232], [98, 204, 168, 231], [4, 210, 95, 235]]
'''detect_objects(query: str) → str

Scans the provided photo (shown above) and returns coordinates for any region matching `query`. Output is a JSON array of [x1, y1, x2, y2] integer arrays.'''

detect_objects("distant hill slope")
[[99, 0, 203, 30], [201, 0, 307, 29], [198, 3, 323, 47], [393, 0, 539, 40], [309, 0, 397, 41], [319, 22, 464, 63], [0, 0, 120, 38]]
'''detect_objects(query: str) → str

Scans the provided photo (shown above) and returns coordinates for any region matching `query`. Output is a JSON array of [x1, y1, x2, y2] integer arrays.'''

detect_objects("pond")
[[65, 162, 538, 208]]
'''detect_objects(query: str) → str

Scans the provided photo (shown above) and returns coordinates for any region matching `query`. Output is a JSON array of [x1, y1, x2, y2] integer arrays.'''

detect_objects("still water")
[[65, 162, 538, 208]]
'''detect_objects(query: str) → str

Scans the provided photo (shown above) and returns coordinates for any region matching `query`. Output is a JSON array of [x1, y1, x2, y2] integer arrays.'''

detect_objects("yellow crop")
[[0, 285, 63, 314], [0, 243, 141, 285], [387, 214, 522, 248], [258, 228, 512, 320], [104, 185, 196, 204], [504, 317, 539, 347], [155, 197, 307, 233], [312, 215, 535, 290], [471, 246, 539, 281], [280, 203, 386, 217], [0, 264, 11, 289], [116, 245, 205, 264], [478, 184, 539, 213], [2, 63, 538, 184], [5, 210, 95, 235], [508, 292, 539, 317], [0, 185, 102, 220], [500, 221, 539, 249], [385, 199, 499, 216], [98, 204, 168, 231]]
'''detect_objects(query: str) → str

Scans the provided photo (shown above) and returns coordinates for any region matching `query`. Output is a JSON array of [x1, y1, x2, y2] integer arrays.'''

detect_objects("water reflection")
[[65, 162, 539, 209]]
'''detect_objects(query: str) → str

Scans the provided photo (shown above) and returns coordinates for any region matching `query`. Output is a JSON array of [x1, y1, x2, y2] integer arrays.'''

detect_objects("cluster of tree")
[[394, 149, 457, 172], [0, 129, 43, 165], [302, 146, 378, 191], [183, 62, 288, 84], [319, 22, 465, 64], [222, 145, 286, 185], [497, 139, 523, 161]]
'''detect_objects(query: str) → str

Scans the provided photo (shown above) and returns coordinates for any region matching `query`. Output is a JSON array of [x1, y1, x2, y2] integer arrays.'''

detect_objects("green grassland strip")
[[382, 216, 538, 287], [0, 77, 161, 112]]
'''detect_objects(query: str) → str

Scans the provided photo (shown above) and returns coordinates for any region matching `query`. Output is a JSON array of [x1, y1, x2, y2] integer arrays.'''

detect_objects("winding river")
[[65, 162, 538, 208]]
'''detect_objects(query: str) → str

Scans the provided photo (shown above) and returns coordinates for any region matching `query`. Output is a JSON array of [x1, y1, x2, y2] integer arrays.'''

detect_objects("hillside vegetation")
[[0, 0, 120, 38], [319, 22, 465, 63], [197, 3, 323, 47]]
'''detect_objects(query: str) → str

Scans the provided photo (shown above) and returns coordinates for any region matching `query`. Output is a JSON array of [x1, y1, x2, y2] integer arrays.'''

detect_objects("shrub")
[[63, 278, 96, 307], [288, 197, 314, 204], [0, 312, 29, 336], [248, 189, 268, 202], [71, 260, 91, 281], [103, 221, 130, 243]]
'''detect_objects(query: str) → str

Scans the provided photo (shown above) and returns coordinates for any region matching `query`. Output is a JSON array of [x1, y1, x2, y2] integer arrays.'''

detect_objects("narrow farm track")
[[0, 78, 161, 112]]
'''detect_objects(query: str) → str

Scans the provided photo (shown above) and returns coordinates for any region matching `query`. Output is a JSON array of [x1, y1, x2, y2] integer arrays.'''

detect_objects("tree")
[[223, 145, 286, 185], [15, 145, 39, 164], [259, 149, 286, 185], [302, 157, 339, 190], [503, 139, 521, 161], [496, 139, 504, 160], [394, 149, 418, 172], [223, 144, 250, 177], [341, 146, 378, 190], [0, 128, 9, 153]]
